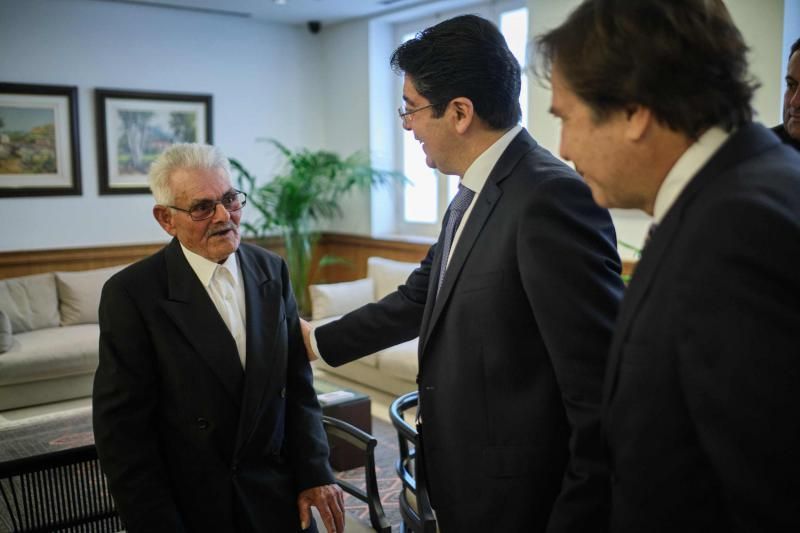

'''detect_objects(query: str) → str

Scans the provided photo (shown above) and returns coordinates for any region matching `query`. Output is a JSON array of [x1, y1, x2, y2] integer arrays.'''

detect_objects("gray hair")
[[148, 143, 232, 205]]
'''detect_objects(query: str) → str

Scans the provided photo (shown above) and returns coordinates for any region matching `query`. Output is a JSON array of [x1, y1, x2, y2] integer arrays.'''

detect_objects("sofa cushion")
[[56, 265, 126, 325], [0, 310, 12, 353], [0, 324, 100, 386], [367, 257, 420, 300], [376, 339, 419, 381], [0, 273, 59, 333], [309, 278, 374, 320]]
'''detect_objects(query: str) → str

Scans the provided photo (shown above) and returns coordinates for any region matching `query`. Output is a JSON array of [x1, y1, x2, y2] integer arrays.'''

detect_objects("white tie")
[[212, 265, 246, 368]]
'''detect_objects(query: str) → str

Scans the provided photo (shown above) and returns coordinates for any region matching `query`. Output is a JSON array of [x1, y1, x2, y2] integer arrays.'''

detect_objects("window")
[[394, 2, 528, 236]]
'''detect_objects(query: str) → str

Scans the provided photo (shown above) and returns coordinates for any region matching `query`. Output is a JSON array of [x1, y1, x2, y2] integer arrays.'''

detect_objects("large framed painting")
[[95, 89, 212, 195], [0, 83, 82, 197]]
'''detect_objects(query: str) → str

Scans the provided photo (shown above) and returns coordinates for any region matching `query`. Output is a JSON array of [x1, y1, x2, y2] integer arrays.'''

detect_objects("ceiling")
[[94, 0, 460, 26]]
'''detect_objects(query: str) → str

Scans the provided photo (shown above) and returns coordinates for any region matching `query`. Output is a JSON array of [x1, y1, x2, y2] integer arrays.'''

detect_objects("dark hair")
[[535, 0, 758, 138], [390, 14, 521, 130], [791, 37, 800, 57]]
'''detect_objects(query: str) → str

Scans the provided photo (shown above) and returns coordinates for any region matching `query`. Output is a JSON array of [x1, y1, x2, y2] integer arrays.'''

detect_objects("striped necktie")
[[437, 184, 475, 292]]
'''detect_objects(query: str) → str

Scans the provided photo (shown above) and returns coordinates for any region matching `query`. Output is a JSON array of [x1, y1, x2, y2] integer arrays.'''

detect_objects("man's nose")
[[210, 202, 231, 222], [790, 87, 800, 108]]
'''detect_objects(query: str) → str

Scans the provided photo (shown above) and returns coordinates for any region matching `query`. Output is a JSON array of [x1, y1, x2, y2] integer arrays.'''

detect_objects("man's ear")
[[625, 104, 652, 141], [450, 97, 474, 134], [153, 205, 177, 236]]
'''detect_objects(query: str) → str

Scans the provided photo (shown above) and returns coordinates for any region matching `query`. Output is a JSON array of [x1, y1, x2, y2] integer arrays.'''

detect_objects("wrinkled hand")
[[300, 318, 318, 362], [298, 483, 344, 532]]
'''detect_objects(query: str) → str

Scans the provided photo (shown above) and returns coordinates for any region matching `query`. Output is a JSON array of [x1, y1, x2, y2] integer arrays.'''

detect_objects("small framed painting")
[[95, 88, 212, 195], [0, 83, 82, 197]]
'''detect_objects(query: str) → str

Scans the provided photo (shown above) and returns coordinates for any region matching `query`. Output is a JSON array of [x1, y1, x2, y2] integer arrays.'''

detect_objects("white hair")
[[148, 143, 232, 205]]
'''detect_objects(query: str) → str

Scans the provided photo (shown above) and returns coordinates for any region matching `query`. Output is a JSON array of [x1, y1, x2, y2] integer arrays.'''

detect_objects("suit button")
[[280, 387, 286, 398], [196, 417, 209, 430]]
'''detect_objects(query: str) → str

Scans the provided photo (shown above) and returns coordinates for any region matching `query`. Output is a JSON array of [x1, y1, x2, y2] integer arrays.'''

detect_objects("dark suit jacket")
[[93, 240, 333, 533], [316, 129, 624, 532], [772, 123, 800, 151], [604, 123, 800, 532]]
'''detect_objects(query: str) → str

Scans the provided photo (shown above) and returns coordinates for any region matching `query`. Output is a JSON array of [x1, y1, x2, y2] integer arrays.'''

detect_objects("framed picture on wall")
[[0, 83, 82, 197], [95, 88, 212, 195]]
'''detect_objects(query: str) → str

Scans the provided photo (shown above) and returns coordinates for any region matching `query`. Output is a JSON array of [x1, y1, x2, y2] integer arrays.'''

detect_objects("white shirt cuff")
[[309, 325, 323, 362]]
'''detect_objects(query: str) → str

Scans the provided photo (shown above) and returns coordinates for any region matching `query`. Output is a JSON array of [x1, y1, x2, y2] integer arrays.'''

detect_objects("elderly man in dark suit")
[[302, 14, 624, 532], [93, 143, 344, 533], [537, 1, 800, 531]]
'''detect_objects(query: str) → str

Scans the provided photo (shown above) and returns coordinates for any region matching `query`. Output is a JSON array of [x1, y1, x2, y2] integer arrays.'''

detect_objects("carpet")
[[335, 416, 403, 530], [0, 407, 403, 531]]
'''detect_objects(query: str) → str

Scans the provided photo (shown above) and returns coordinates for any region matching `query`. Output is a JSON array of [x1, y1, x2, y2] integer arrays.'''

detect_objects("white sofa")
[[0, 265, 124, 411], [310, 256, 420, 397]]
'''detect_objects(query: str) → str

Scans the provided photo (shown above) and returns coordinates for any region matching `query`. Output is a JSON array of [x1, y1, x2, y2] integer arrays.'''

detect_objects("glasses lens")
[[189, 201, 215, 221], [223, 192, 245, 212]]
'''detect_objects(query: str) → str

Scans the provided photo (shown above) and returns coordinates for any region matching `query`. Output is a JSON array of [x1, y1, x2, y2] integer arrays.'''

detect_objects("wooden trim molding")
[[0, 233, 636, 282], [0, 243, 166, 279]]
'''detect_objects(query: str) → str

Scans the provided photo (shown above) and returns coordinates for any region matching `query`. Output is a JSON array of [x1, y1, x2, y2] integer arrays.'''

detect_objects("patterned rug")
[[335, 416, 402, 530], [0, 406, 403, 531]]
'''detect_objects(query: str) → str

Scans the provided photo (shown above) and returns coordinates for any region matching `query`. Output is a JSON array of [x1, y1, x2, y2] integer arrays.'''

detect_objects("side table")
[[315, 378, 371, 471]]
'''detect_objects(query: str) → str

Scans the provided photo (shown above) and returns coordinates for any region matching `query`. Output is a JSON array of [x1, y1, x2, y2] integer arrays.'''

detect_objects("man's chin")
[[786, 119, 800, 140], [209, 236, 240, 257]]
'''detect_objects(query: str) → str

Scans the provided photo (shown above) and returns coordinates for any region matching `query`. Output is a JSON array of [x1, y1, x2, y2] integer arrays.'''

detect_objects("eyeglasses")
[[168, 190, 247, 221], [397, 102, 439, 123]]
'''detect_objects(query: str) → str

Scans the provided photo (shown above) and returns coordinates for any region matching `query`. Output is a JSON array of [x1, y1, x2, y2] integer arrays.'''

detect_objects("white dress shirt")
[[181, 244, 247, 368], [652, 126, 730, 224], [447, 124, 522, 266]]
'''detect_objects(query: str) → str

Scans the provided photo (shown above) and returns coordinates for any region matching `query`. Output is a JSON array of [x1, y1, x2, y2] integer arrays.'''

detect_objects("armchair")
[[389, 392, 437, 533], [320, 415, 391, 533]]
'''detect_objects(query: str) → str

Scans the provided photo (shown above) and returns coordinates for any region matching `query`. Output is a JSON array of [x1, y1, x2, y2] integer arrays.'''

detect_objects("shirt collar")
[[652, 126, 730, 223], [461, 124, 522, 193], [180, 243, 240, 288]]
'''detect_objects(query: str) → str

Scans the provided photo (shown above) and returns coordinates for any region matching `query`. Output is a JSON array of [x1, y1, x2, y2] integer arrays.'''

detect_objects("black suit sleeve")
[[281, 258, 337, 491], [93, 276, 185, 532], [314, 244, 434, 366], [519, 176, 624, 533]]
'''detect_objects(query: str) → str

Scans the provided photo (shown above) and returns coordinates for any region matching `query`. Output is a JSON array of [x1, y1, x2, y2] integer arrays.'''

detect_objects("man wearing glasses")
[[93, 143, 344, 533], [303, 15, 624, 532]]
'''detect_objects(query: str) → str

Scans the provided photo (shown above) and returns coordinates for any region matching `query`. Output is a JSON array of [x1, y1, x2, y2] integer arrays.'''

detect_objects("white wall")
[[0, 0, 324, 251], [318, 18, 373, 236]]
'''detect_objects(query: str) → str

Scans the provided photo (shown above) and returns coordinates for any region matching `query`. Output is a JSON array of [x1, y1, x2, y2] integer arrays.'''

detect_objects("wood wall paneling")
[[0, 233, 634, 283]]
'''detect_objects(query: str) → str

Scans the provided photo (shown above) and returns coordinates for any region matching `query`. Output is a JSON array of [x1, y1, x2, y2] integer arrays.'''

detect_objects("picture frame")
[[95, 89, 212, 195], [0, 83, 82, 197]]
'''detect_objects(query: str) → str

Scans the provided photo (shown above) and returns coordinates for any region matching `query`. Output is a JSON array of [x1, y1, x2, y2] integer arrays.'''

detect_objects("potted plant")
[[230, 140, 402, 316]]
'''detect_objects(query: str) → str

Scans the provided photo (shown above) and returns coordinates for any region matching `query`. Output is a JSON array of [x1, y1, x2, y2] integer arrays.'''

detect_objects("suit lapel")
[[420, 130, 533, 357], [603, 123, 781, 403], [160, 239, 244, 407], [602, 210, 681, 403], [235, 246, 281, 451]]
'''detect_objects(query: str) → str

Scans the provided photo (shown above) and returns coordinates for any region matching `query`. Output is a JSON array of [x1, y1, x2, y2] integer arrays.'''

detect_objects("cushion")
[[0, 324, 100, 386], [0, 273, 60, 333], [376, 339, 419, 381], [309, 278, 375, 321], [0, 310, 13, 353], [367, 257, 420, 300], [55, 265, 126, 326]]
